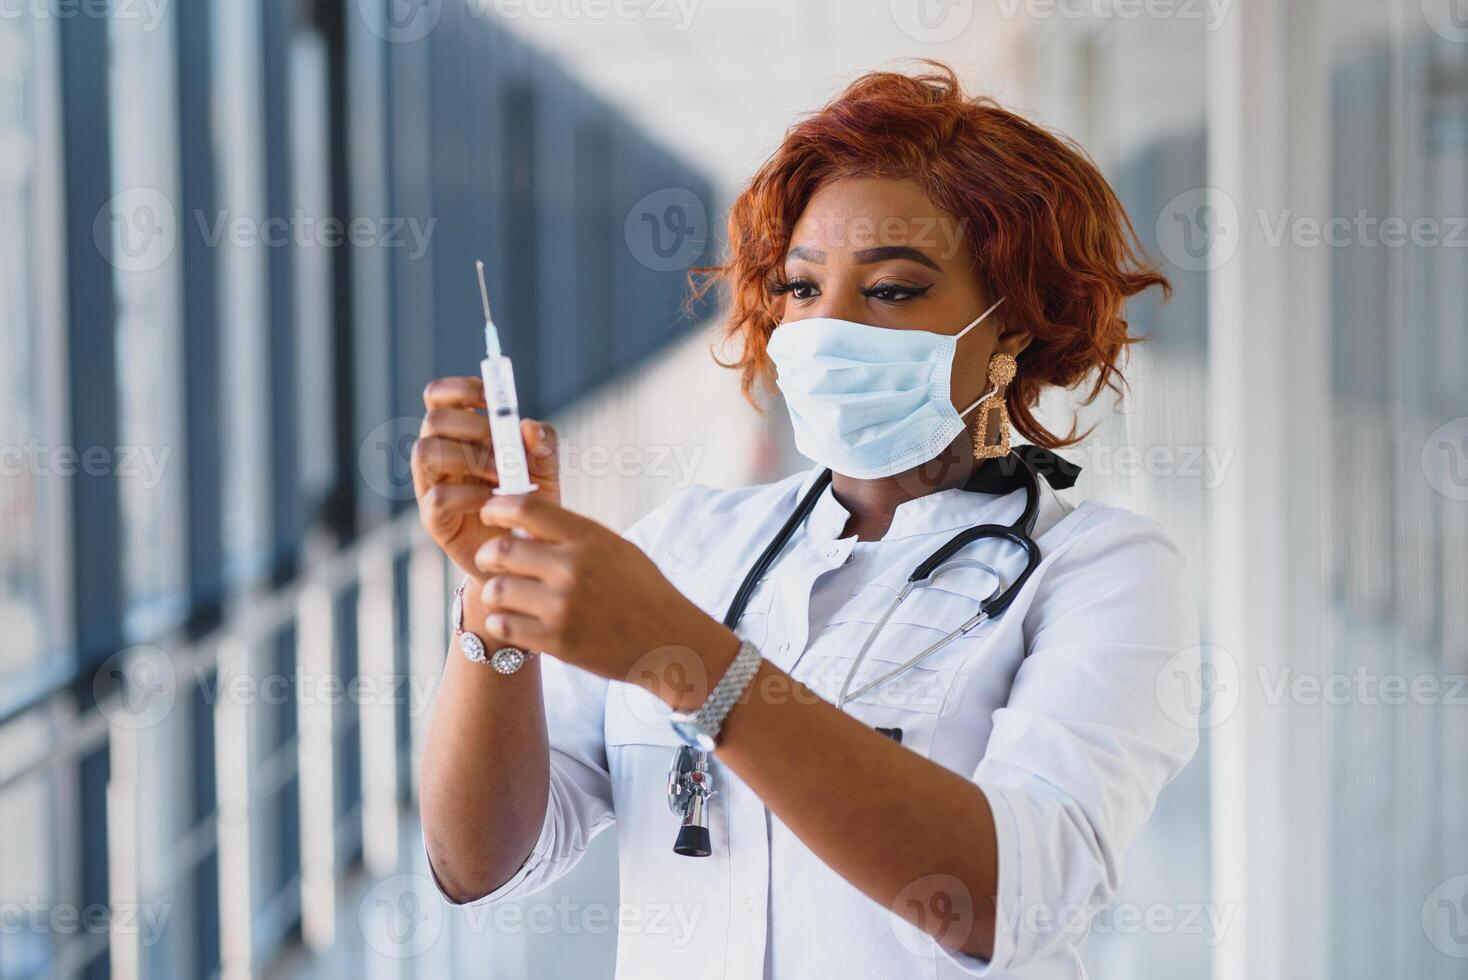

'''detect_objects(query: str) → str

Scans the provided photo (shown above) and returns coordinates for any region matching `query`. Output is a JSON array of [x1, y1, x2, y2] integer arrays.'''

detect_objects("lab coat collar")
[[802, 446, 1081, 543]]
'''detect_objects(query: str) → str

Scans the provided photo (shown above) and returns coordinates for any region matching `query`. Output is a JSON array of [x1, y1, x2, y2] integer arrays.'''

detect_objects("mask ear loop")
[[954, 296, 1006, 340], [954, 296, 1007, 418]]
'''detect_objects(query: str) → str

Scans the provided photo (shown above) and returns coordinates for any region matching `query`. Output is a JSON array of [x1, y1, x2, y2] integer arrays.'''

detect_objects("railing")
[[0, 509, 451, 980]]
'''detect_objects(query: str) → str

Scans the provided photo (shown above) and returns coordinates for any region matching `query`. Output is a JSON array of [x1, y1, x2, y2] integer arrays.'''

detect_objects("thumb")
[[521, 418, 560, 481]]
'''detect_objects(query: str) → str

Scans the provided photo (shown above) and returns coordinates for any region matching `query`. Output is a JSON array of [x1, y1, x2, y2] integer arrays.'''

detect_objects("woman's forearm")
[[660, 633, 1001, 960], [419, 582, 551, 903]]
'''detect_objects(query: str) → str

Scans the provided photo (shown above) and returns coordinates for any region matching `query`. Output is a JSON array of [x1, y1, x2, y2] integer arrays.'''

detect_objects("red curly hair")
[[694, 62, 1170, 449]]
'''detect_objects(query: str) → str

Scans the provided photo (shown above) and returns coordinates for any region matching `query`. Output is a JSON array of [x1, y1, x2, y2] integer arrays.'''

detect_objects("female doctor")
[[414, 64, 1200, 977]]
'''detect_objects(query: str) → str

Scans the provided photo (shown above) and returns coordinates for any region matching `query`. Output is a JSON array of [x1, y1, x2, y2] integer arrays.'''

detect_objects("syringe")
[[476, 261, 537, 496]]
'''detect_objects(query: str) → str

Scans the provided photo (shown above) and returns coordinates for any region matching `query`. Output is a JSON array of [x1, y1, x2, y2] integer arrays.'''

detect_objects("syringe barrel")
[[480, 354, 536, 496]]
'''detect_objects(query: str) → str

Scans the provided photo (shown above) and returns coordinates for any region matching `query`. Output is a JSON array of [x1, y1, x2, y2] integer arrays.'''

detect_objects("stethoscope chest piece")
[[667, 745, 715, 857]]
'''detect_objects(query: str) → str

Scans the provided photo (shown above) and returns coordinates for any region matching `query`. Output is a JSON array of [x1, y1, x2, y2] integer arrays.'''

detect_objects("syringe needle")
[[475, 260, 494, 324]]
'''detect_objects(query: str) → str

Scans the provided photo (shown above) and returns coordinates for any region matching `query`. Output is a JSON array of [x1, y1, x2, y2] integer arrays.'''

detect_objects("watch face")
[[670, 717, 717, 752]]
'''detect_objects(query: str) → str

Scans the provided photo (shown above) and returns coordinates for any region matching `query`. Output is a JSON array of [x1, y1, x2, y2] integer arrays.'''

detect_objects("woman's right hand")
[[412, 376, 561, 581]]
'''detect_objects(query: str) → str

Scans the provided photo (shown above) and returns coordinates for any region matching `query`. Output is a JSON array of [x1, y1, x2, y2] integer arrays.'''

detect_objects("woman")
[[414, 64, 1199, 977]]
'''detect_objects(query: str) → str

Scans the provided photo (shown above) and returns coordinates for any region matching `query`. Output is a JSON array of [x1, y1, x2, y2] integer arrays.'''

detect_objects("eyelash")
[[766, 277, 933, 303]]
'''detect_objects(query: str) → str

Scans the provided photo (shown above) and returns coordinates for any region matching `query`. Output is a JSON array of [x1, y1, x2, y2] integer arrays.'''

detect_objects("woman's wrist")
[[642, 619, 743, 713]]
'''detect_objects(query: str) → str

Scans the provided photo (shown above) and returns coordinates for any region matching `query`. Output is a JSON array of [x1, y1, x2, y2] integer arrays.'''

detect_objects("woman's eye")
[[770, 277, 819, 300], [864, 282, 931, 302]]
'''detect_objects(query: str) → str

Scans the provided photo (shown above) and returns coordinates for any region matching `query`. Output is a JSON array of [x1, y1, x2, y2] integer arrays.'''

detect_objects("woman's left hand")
[[472, 494, 739, 707]]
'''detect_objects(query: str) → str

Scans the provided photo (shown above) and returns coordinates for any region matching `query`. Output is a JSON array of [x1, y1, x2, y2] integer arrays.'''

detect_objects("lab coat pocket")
[[603, 680, 684, 748], [794, 655, 958, 758]]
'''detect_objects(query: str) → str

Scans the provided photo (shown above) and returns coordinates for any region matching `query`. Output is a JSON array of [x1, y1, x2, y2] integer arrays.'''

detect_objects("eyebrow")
[[784, 244, 943, 273]]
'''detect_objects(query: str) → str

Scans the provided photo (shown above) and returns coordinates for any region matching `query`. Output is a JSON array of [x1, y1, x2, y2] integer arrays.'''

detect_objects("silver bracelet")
[[669, 640, 763, 751], [453, 580, 534, 675]]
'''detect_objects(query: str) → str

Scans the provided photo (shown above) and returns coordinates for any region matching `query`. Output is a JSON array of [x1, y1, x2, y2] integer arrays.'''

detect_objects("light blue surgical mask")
[[767, 297, 1006, 479]]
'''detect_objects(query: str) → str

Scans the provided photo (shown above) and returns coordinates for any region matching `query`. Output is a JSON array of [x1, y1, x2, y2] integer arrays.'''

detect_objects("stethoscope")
[[668, 451, 1045, 857]]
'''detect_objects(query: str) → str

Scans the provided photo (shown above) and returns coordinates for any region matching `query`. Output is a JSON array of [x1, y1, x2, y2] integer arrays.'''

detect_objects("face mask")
[[767, 297, 1006, 479]]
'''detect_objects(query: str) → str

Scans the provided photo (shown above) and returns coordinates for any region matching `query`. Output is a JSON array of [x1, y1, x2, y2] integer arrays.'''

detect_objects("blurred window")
[[107, 7, 189, 639], [213, 0, 274, 586], [0, 9, 61, 681]]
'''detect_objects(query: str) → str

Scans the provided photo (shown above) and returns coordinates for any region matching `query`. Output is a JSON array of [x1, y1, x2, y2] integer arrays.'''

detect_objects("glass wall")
[[1026, 15, 1214, 979], [0, 2, 718, 976], [1327, 4, 1468, 976]]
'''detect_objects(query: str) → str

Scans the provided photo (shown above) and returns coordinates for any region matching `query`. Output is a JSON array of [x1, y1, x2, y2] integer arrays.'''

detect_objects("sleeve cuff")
[[424, 791, 557, 908], [936, 779, 1021, 975]]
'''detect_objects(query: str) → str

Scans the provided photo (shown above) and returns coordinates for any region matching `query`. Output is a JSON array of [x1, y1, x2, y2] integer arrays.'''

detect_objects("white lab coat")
[[432, 466, 1201, 978]]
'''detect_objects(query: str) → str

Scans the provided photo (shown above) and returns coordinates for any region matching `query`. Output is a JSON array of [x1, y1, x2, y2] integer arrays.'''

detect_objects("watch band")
[[453, 579, 534, 674], [670, 640, 763, 750]]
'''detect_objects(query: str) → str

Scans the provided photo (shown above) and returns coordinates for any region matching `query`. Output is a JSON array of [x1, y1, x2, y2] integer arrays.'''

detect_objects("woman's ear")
[[993, 318, 1033, 358]]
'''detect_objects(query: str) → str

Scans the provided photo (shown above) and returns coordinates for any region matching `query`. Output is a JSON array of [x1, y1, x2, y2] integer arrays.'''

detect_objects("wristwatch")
[[669, 640, 763, 751], [453, 579, 534, 675]]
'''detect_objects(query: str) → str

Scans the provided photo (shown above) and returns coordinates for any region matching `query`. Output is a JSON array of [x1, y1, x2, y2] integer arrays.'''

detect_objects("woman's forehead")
[[788, 178, 968, 265]]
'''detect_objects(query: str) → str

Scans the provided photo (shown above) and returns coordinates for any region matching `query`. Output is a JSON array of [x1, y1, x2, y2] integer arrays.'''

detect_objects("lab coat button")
[[744, 896, 756, 911]]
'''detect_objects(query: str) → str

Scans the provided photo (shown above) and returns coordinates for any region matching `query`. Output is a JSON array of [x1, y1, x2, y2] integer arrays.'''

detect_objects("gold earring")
[[972, 353, 1017, 461]]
